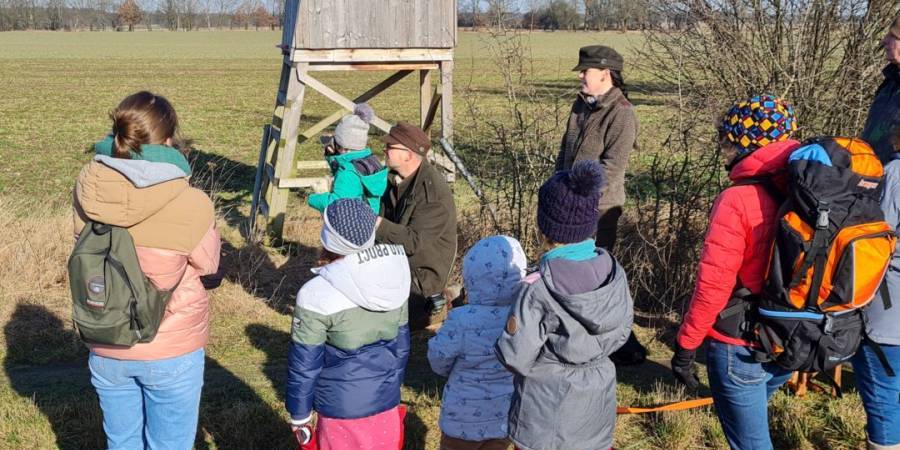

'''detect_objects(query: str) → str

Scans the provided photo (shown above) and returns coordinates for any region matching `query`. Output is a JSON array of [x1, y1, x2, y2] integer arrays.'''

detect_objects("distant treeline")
[[0, 0, 677, 32]]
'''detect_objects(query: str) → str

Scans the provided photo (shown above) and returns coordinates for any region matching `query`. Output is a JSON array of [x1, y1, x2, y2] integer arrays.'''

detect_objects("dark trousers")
[[595, 206, 622, 250], [595, 205, 648, 366]]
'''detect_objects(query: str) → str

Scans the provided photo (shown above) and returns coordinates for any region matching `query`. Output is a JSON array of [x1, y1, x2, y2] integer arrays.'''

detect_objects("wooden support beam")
[[420, 69, 432, 132], [267, 62, 309, 237], [278, 177, 331, 192], [440, 60, 453, 144], [297, 70, 412, 142], [296, 160, 330, 170], [297, 71, 393, 133], [293, 48, 453, 63], [310, 63, 438, 72], [437, 59, 456, 181], [423, 90, 441, 132], [249, 124, 271, 237]]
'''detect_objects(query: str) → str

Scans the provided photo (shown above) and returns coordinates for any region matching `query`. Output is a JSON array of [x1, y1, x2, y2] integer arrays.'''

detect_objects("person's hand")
[[375, 216, 382, 228], [671, 344, 700, 391]]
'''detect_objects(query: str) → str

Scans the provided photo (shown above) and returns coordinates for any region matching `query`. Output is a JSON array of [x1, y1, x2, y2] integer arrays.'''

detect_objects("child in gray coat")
[[428, 235, 528, 450], [495, 160, 633, 450]]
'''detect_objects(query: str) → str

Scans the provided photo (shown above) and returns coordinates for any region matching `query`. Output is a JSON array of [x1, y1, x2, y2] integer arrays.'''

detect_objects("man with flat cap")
[[557, 45, 646, 365], [376, 122, 458, 331], [863, 15, 900, 163]]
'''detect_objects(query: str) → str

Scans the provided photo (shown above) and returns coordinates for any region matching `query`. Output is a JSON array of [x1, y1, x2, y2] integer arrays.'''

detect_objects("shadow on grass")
[[197, 357, 294, 450], [3, 304, 97, 450], [189, 147, 322, 315], [246, 323, 441, 449], [3, 304, 293, 450]]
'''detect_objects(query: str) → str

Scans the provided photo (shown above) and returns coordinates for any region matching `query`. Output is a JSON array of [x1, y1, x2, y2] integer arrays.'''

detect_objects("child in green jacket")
[[308, 103, 388, 214]]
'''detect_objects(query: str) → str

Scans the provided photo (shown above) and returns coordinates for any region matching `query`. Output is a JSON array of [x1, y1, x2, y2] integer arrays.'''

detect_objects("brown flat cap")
[[892, 16, 900, 39], [381, 122, 431, 156], [572, 45, 624, 72]]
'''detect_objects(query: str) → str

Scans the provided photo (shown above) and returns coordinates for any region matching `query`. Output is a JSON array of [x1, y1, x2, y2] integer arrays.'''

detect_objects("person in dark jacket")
[[496, 160, 633, 450], [556, 45, 637, 250], [557, 45, 645, 366], [862, 16, 900, 163], [376, 122, 458, 331]]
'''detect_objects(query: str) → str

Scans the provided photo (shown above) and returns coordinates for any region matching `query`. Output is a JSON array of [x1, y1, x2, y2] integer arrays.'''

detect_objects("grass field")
[[0, 30, 870, 449]]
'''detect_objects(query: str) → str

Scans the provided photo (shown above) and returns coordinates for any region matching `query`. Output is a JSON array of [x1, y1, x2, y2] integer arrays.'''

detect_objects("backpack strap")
[[863, 331, 897, 377], [794, 203, 832, 308], [879, 279, 893, 310]]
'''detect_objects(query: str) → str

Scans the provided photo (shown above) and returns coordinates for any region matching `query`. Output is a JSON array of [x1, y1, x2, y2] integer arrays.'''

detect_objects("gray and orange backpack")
[[753, 137, 896, 375]]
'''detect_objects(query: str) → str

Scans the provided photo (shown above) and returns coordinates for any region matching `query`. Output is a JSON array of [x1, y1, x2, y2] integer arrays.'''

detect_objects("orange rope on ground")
[[616, 397, 714, 414]]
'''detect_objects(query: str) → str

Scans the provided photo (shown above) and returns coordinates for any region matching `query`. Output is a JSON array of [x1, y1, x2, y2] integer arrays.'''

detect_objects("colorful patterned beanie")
[[721, 94, 797, 154]]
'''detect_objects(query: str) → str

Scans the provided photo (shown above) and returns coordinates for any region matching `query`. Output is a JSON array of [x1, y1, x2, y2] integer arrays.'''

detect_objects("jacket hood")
[[74, 158, 189, 227], [95, 155, 187, 188], [729, 139, 802, 182], [314, 243, 411, 311], [360, 168, 389, 197], [462, 236, 527, 306], [541, 252, 626, 334], [328, 148, 388, 197]]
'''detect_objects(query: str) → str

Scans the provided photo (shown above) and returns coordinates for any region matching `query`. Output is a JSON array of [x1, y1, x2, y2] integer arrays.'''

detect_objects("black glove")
[[671, 344, 700, 391]]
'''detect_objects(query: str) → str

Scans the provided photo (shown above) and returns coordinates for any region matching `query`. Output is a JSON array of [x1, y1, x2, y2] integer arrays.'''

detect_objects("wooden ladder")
[[250, 49, 455, 241]]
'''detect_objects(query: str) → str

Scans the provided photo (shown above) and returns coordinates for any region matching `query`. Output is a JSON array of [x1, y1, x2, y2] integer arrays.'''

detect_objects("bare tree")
[[232, 0, 249, 29], [67, 0, 92, 30], [250, 2, 269, 29], [640, 0, 899, 136], [162, 0, 176, 28], [47, 0, 64, 29], [117, 0, 140, 30]]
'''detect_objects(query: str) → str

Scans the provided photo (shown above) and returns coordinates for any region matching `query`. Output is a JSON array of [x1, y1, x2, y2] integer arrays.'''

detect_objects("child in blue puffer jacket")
[[428, 235, 527, 450]]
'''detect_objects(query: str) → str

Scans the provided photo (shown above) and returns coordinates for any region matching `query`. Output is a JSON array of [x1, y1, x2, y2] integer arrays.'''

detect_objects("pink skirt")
[[316, 405, 406, 450]]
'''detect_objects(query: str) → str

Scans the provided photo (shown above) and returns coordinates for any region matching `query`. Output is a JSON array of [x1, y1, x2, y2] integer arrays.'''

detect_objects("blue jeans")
[[89, 348, 205, 450], [852, 341, 900, 446], [706, 341, 792, 450]]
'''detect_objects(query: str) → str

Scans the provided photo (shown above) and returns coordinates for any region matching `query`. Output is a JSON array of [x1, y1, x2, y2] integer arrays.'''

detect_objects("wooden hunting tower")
[[251, 0, 458, 239]]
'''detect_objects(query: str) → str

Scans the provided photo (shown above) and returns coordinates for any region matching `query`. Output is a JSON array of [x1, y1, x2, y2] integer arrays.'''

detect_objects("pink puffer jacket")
[[73, 158, 221, 360]]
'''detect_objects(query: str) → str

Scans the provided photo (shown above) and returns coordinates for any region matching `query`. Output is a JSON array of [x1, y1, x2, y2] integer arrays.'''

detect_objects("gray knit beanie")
[[334, 103, 375, 151]]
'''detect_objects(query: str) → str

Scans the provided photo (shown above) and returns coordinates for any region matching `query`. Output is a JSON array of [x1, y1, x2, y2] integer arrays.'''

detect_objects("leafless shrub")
[[455, 29, 569, 256], [639, 0, 898, 136]]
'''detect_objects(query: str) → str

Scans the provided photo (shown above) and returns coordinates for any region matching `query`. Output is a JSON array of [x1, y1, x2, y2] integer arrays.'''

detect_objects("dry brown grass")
[[0, 200, 870, 450]]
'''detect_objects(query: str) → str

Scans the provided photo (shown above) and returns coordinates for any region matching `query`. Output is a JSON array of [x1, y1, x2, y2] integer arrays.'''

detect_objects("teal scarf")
[[541, 239, 597, 263], [94, 135, 192, 176]]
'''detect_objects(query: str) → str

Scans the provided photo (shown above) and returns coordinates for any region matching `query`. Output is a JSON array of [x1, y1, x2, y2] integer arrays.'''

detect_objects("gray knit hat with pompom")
[[333, 103, 375, 151]]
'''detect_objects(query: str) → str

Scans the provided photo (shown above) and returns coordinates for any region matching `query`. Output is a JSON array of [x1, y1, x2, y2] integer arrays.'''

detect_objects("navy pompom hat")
[[537, 160, 606, 244]]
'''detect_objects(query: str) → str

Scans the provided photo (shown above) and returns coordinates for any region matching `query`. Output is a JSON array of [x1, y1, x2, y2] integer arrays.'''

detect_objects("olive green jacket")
[[377, 160, 458, 298]]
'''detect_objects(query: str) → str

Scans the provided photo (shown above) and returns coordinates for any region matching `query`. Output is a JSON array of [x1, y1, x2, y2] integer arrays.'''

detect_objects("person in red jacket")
[[671, 95, 800, 450]]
